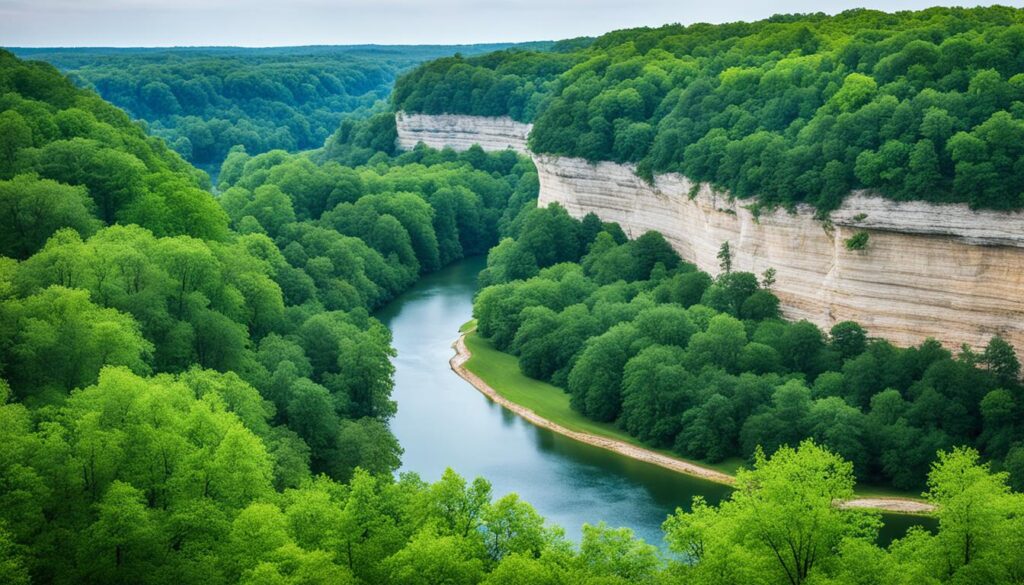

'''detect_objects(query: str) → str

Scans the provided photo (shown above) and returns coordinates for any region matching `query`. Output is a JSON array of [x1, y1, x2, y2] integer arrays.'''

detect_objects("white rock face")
[[535, 155, 1024, 357], [395, 111, 532, 153], [395, 113, 1024, 357]]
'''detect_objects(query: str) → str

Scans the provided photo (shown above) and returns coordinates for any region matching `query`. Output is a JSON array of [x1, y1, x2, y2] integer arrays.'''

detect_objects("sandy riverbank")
[[449, 331, 936, 515]]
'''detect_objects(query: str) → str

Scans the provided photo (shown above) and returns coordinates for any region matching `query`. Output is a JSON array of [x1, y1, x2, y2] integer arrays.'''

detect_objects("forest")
[[395, 6, 1024, 211], [474, 203, 1024, 492], [13, 44, 548, 169], [2, 31, 1024, 584]]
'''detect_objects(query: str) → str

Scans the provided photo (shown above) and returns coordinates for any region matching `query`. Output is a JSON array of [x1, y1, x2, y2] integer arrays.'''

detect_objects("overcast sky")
[[3, 0, 1024, 48]]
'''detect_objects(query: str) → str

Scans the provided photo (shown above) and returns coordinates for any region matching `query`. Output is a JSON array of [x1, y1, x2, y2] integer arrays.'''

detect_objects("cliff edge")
[[396, 112, 1024, 358]]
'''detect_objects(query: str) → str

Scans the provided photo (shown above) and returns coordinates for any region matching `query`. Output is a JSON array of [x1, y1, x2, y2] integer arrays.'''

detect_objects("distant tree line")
[[474, 203, 1024, 491], [17, 43, 549, 168], [396, 7, 1024, 210]]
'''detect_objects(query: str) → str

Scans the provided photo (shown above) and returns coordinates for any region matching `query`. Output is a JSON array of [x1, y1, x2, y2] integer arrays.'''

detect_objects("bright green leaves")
[[666, 441, 877, 585], [830, 72, 878, 113], [0, 286, 151, 401], [0, 175, 101, 260]]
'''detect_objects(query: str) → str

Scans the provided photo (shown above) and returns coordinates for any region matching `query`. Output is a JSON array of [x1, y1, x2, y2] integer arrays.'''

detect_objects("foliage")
[[0, 49, 228, 243], [474, 204, 1023, 490], [844, 230, 870, 250], [4, 35, 1024, 585], [0, 46, 555, 584], [392, 45, 586, 122], [664, 442, 1024, 584], [397, 7, 1024, 210], [16, 43, 551, 169]]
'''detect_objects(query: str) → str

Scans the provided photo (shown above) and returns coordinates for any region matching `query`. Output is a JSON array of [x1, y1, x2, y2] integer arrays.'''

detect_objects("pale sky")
[[3, 0, 1023, 47]]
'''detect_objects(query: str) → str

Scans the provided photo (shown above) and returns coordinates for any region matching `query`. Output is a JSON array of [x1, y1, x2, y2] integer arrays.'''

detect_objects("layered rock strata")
[[395, 111, 531, 152], [534, 155, 1024, 355], [396, 113, 1024, 357]]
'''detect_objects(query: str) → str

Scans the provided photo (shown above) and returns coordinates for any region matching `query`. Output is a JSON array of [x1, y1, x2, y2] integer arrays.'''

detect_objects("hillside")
[[395, 6, 1024, 211], [0, 48, 227, 249], [2, 28, 1024, 585], [11, 43, 553, 170]]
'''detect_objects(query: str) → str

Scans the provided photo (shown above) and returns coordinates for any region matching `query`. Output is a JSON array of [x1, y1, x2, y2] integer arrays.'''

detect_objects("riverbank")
[[450, 328, 937, 515]]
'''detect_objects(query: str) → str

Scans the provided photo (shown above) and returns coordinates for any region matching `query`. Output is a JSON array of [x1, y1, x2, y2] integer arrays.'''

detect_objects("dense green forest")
[[12, 44, 549, 169], [395, 6, 1024, 210], [474, 203, 1024, 492], [3, 37, 1024, 585]]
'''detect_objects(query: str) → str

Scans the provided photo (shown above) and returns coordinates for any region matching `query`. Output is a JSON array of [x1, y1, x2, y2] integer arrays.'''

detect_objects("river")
[[377, 256, 933, 549]]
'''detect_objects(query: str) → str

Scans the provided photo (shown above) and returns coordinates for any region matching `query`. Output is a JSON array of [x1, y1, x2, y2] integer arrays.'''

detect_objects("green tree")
[[830, 321, 868, 359], [665, 441, 879, 585], [982, 335, 1020, 386], [717, 241, 732, 274], [0, 174, 100, 259], [0, 286, 151, 401], [384, 528, 483, 585]]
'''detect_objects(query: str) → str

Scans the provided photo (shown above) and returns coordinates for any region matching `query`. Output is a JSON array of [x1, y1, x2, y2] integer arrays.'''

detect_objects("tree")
[[330, 418, 402, 480], [576, 523, 660, 584], [830, 321, 867, 359], [666, 441, 879, 585], [740, 379, 813, 457], [0, 110, 32, 175], [517, 204, 582, 269], [982, 335, 1020, 386], [676, 393, 738, 462], [21, 138, 148, 224], [717, 241, 733, 274], [286, 379, 340, 456], [620, 345, 691, 445], [384, 528, 483, 585], [0, 286, 151, 401], [83, 481, 158, 580], [481, 554, 563, 585], [226, 503, 291, 580], [740, 289, 780, 320], [684, 314, 747, 372], [0, 174, 100, 259], [568, 324, 640, 421], [0, 522, 29, 585], [482, 494, 549, 562], [907, 447, 1023, 581], [807, 397, 869, 475], [778, 320, 829, 375], [829, 73, 877, 112], [701, 271, 760, 316]]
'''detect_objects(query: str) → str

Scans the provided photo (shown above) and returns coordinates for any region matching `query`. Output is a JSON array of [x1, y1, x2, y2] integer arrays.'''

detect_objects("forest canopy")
[[13, 43, 552, 169], [2, 38, 1024, 585], [0, 48, 228, 249], [395, 6, 1024, 210], [474, 203, 1024, 492]]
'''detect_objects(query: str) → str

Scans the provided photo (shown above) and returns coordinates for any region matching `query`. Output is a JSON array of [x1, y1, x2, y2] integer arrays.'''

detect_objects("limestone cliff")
[[534, 155, 1024, 356], [395, 111, 531, 153], [395, 112, 1024, 357]]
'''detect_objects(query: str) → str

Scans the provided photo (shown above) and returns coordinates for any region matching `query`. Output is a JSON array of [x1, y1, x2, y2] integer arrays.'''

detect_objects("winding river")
[[378, 257, 932, 549]]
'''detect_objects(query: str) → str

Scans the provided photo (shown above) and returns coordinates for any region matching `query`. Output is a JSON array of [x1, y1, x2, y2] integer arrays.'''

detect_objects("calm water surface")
[[378, 257, 932, 548]]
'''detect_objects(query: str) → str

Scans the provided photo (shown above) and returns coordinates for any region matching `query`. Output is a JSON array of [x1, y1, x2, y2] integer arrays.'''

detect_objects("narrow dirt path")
[[449, 332, 937, 515]]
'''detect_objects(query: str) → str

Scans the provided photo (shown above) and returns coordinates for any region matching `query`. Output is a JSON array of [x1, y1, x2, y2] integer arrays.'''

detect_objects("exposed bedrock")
[[396, 112, 1024, 357], [395, 111, 531, 153]]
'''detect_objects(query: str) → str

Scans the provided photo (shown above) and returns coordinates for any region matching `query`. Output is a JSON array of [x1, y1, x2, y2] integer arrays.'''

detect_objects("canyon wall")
[[534, 155, 1024, 355], [395, 111, 531, 153], [396, 113, 1024, 356]]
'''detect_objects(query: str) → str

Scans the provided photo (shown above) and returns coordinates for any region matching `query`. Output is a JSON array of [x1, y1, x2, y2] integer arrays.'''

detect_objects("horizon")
[[4, 0, 1024, 48]]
